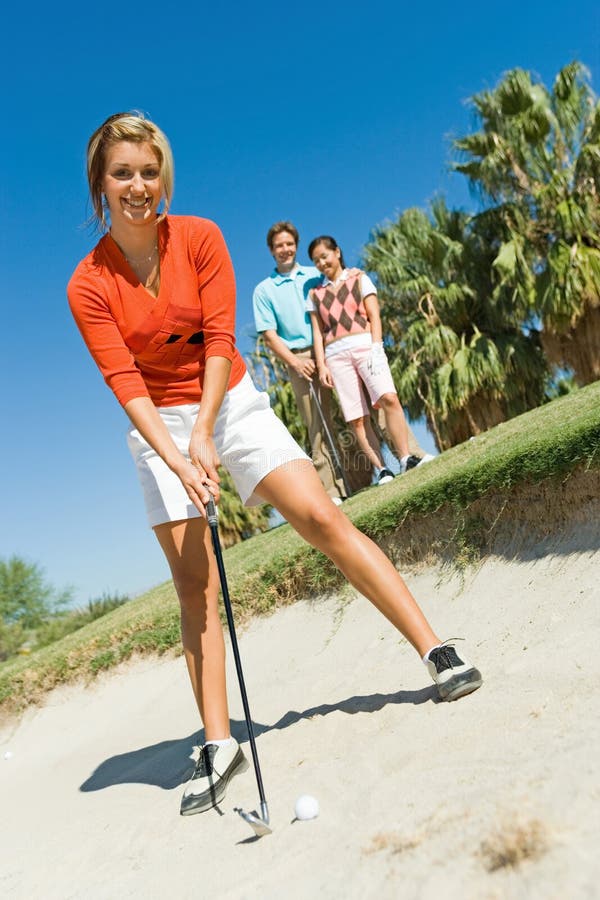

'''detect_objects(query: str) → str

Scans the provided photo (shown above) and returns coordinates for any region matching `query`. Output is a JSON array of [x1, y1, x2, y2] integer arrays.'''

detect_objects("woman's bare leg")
[[255, 461, 440, 656], [349, 416, 386, 470], [377, 392, 410, 459], [154, 517, 230, 740]]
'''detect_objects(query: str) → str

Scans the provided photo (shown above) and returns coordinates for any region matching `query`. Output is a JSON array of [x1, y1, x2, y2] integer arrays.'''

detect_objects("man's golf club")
[[205, 495, 272, 838], [308, 381, 353, 498]]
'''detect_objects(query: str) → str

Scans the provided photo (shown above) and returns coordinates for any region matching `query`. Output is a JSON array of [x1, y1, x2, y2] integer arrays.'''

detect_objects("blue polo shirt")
[[252, 264, 322, 350]]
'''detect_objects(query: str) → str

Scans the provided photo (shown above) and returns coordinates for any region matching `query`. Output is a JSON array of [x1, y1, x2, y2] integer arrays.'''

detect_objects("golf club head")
[[235, 807, 272, 837]]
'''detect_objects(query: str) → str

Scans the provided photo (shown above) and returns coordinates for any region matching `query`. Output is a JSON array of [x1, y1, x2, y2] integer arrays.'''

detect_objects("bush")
[[33, 593, 130, 650]]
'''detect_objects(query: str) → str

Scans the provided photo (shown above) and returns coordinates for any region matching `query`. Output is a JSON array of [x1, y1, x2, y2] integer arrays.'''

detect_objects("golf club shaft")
[[206, 498, 268, 812], [308, 381, 353, 497]]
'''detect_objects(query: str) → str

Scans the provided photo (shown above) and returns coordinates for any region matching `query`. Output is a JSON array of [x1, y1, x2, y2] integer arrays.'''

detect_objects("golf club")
[[308, 381, 353, 498], [205, 495, 272, 838]]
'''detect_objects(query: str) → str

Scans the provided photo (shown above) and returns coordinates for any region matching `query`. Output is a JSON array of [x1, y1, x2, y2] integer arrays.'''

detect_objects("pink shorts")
[[326, 344, 397, 421]]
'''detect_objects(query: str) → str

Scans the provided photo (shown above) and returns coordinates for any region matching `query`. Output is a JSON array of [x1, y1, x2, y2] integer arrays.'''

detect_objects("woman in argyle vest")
[[307, 235, 429, 484]]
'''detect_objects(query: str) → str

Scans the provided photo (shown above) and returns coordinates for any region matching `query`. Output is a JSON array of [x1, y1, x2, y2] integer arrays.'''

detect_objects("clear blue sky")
[[1, 1, 597, 605]]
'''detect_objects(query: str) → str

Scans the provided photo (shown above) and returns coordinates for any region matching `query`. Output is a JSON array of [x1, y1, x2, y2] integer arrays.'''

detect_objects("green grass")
[[2, 382, 599, 715]]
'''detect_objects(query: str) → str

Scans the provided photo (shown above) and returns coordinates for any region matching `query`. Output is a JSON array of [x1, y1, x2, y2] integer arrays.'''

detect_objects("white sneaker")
[[426, 641, 482, 701], [403, 454, 435, 472], [180, 738, 249, 815]]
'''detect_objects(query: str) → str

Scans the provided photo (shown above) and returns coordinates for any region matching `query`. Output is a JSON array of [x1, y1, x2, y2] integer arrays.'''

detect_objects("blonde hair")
[[86, 111, 174, 230]]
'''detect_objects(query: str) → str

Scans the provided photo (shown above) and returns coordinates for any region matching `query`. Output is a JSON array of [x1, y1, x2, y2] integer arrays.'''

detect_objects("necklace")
[[110, 231, 159, 266], [125, 245, 158, 266]]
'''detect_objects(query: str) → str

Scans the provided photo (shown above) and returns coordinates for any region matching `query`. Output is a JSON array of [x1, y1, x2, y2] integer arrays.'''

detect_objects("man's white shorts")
[[127, 373, 310, 527]]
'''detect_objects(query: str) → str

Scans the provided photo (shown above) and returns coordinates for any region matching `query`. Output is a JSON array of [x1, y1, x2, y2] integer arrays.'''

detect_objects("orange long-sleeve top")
[[67, 216, 246, 407]]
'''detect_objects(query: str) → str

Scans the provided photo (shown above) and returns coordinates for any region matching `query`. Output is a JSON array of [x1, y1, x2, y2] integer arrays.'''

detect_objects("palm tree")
[[363, 199, 548, 450], [454, 62, 600, 384], [215, 467, 272, 548], [245, 337, 310, 449]]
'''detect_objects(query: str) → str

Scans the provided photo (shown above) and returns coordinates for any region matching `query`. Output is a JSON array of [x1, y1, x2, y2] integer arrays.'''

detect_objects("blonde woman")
[[68, 112, 482, 819]]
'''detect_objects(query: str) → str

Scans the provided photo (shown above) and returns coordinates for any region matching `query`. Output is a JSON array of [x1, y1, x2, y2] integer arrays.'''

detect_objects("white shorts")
[[127, 373, 310, 527]]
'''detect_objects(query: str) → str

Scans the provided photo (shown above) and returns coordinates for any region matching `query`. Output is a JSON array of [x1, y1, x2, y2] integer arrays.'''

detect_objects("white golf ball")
[[3, 750, 13, 760], [295, 794, 319, 820]]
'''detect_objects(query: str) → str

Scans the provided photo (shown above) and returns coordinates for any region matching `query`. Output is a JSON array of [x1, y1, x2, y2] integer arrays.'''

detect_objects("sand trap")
[[1, 531, 598, 899]]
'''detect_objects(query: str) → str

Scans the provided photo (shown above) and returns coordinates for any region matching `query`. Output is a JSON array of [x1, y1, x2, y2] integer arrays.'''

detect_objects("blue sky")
[[1, 1, 598, 605]]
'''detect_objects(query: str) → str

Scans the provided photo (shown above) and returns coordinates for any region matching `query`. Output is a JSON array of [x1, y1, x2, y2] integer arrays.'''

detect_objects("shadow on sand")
[[79, 684, 436, 792]]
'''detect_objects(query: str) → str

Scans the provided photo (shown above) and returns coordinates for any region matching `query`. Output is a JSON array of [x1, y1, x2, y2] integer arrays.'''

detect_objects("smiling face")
[[310, 242, 343, 281], [102, 141, 163, 229], [270, 231, 298, 273]]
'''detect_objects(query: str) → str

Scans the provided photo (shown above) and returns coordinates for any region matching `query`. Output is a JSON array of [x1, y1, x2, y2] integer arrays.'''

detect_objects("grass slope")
[[2, 383, 599, 714]]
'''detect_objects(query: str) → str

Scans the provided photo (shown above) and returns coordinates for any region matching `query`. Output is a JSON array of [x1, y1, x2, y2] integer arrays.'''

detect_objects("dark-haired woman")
[[308, 235, 432, 484]]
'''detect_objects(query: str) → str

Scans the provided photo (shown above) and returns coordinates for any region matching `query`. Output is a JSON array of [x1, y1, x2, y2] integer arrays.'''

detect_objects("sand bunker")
[[1, 525, 598, 899]]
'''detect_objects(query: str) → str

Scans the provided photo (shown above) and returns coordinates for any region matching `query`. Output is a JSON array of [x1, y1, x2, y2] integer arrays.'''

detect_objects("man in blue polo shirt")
[[253, 221, 345, 503]]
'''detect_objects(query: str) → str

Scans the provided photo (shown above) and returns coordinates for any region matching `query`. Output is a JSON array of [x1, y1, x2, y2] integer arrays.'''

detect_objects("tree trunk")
[[428, 393, 508, 450], [541, 302, 600, 386]]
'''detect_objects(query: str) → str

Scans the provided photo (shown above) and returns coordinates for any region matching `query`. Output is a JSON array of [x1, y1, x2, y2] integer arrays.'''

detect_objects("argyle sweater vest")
[[311, 269, 369, 345]]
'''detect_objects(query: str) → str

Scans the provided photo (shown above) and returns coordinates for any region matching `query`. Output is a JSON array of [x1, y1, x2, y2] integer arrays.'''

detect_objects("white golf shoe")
[[426, 641, 482, 701], [180, 738, 249, 815]]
